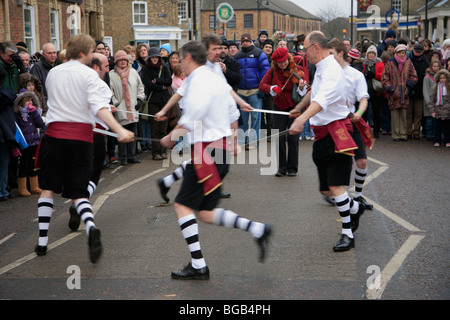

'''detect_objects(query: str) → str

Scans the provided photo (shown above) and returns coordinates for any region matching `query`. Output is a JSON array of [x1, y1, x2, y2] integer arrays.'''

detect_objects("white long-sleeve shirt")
[[310, 55, 350, 126], [343, 65, 369, 113], [177, 65, 236, 144], [45, 60, 110, 127]]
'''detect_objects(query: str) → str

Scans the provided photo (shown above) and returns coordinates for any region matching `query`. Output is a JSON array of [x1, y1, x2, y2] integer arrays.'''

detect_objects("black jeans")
[[272, 105, 300, 174]]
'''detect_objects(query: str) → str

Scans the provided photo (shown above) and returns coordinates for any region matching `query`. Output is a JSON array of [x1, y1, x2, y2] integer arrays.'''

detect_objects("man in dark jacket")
[[234, 33, 270, 147], [218, 38, 241, 92], [30, 43, 61, 101], [0, 41, 27, 94], [377, 29, 396, 57], [408, 43, 429, 139]]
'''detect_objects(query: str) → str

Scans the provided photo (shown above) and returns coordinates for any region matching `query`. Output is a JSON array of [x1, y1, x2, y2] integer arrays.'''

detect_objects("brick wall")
[[104, 0, 178, 54]]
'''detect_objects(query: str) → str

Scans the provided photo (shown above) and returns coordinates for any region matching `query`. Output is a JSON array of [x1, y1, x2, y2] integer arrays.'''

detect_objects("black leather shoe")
[[353, 196, 373, 210], [171, 263, 210, 280], [88, 226, 102, 263], [35, 245, 47, 256], [256, 224, 273, 263], [128, 158, 141, 164], [157, 178, 170, 203], [333, 234, 354, 252], [220, 191, 231, 198], [351, 200, 366, 232], [322, 194, 336, 206], [275, 170, 286, 177], [68, 203, 80, 231]]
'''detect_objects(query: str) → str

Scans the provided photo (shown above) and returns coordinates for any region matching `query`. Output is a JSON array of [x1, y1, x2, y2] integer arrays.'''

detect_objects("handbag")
[[140, 66, 162, 120], [372, 78, 384, 93], [292, 83, 302, 103]]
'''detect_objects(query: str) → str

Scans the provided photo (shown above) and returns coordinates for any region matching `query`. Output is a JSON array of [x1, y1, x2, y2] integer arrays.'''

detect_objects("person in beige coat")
[[109, 50, 145, 165]]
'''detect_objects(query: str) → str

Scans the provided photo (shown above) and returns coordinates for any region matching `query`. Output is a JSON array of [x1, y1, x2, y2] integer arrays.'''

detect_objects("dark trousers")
[[273, 106, 300, 174], [370, 93, 382, 137], [17, 145, 38, 178], [118, 122, 138, 161], [149, 103, 168, 156]]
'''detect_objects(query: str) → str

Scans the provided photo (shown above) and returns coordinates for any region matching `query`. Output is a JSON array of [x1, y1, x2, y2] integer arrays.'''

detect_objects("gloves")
[[270, 85, 281, 97], [11, 53, 26, 74], [12, 147, 21, 157], [27, 101, 36, 112], [135, 99, 142, 111]]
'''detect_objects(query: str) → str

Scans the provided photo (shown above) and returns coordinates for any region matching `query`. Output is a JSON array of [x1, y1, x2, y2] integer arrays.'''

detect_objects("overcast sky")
[[289, 0, 357, 17]]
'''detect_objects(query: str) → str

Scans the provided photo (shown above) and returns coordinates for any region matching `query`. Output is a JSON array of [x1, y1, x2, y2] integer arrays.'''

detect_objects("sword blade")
[[93, 128, 159, 142]]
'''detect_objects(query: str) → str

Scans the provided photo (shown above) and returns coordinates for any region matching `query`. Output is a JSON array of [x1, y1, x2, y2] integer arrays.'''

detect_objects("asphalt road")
[[0, 134, 448, 304]]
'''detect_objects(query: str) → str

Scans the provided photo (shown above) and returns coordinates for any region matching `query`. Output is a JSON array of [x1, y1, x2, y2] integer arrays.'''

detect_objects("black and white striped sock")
[[213, 208, 265, 238], [178, 214, 206, 269], [163, 160, 190, 188], [87, 181, 97, 198], [335, 193, 353, 238], [75, 199, 95, 235], [38, 198, 53, 246], [354, 167, 367, 198]]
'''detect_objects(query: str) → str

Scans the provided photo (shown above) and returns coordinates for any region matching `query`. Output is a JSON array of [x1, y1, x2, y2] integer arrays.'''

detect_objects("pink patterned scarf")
[[116, 65, 134, 121]]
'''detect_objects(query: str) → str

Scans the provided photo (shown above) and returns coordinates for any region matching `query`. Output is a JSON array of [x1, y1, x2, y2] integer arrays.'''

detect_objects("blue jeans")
[[139, 117, 151, 148], [0, 144, 10, 197], [238, 93, 262, 145]]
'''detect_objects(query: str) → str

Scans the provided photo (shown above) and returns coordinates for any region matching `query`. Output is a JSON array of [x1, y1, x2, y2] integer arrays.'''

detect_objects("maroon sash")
[[192, 138, 229, 196], [312, 118, 358, 156]]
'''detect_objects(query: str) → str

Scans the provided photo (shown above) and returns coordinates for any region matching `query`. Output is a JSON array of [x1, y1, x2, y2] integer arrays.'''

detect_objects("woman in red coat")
[[259, 47, 308, 176]]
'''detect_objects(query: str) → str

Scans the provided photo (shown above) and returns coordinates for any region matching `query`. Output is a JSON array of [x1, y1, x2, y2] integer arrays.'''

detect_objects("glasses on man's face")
[[304, 43, 316, 52]]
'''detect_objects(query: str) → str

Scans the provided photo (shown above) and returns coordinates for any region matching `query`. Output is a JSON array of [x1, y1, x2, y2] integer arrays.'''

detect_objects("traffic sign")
[[216, 3, 234, 24]]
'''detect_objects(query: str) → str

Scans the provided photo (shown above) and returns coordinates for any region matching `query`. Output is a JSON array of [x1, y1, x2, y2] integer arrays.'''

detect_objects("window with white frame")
[[50, 9, 60, 51], [178, 1, 187, 20], [133, 1, 147, 25], [67, 5, 80, 36], [24, 5, 36, 54], [392, 0, 402, 12]]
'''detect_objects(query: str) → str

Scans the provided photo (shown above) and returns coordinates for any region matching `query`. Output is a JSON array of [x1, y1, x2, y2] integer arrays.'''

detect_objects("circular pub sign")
[[216, 3, 234, 24]]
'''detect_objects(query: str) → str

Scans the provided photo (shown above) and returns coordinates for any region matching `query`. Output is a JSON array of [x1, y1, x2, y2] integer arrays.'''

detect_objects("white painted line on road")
[[0, 168, 166, 276], [0, 233, 16, 245], [362, 196, 423, 233], [366, 234, 425, 299], [105, 168, 165, 195], [0, 232, 81, 276], [367, 156, 388, 167]]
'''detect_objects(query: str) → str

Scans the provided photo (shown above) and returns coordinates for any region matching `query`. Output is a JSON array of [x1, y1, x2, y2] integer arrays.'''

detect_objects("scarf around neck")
[[115, 65, 133, 121], [436, 82, 447, 106], [394, 53, 407, 73]]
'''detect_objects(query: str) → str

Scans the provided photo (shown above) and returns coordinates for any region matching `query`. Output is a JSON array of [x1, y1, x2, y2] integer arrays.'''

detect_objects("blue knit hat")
[[385, 30, 396, 39], [160, 43, 171, 55]]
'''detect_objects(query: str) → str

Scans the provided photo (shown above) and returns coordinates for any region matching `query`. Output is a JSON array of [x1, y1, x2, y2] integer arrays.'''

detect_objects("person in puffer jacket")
[[234, 33, 270, 147]]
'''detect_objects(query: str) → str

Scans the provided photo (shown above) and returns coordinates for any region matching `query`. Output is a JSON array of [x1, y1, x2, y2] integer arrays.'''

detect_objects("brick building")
[[0, 0, 104, 55], [104, 0, 184, 54], [200, 0, 321, 44]]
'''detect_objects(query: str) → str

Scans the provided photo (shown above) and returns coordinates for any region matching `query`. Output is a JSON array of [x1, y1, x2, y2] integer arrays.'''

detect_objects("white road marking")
[[366, 234, 425, 299], [0, 168, 166, 276]]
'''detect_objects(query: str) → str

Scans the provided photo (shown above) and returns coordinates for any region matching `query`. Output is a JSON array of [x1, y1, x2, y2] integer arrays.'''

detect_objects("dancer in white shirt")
[[327, 39, 374, 211], [289, 31, 364, 252], [160, 41, 272, 280], [34, 34, 134, 263]]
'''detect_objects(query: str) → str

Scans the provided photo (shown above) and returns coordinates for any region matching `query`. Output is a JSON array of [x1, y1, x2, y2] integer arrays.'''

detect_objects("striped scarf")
[[436, 82, 447, 106]]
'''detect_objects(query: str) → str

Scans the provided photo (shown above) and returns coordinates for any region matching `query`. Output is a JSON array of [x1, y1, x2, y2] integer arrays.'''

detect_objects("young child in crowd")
[[171, 63, 185, 92], [428, 69, 450, 147], [423, 60, 442, 140], [18, 73, 47, 118], [13, 89, 44, 196]]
